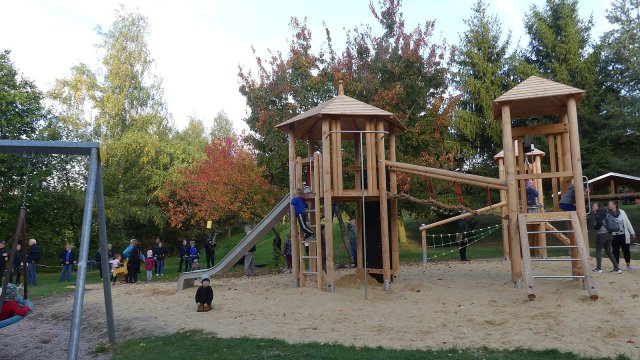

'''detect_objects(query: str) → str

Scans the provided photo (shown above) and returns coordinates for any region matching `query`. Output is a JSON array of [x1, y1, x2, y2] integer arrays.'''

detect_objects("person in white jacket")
[[608, 200, 637, 271]]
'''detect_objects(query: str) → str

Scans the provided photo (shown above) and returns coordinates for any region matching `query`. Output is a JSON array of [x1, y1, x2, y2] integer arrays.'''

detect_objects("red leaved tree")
[[161, 136, 279, 231]]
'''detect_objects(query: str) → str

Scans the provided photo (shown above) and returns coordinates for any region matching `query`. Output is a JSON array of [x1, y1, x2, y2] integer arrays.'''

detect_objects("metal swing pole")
[[68, 148, 98, 360], [96, 163, 116, 346]]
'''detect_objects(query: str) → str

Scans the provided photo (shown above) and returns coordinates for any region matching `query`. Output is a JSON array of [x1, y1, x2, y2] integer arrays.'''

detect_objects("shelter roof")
[[276, 83, 406, 140], [493, 76, 585, 120], [587, 172, 640, 191]]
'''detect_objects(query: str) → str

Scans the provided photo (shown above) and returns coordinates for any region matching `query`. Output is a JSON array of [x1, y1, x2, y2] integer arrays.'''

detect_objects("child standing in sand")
[[110, 254, 125, 284], [195, 276, 213, 312], [144, 250, 155, 282]]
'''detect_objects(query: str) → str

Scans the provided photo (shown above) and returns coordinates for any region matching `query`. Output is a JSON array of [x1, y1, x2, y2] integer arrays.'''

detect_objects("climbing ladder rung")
[[529, 245, 577, 249], [303, 271, 318, 275], [301, 256, 318, 259], [533, 275, 585, 279], [531, 258, 580, 262]]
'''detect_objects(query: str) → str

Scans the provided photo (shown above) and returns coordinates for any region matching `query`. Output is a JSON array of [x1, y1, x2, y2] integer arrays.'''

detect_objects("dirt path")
[[5, 258, 640, 359]]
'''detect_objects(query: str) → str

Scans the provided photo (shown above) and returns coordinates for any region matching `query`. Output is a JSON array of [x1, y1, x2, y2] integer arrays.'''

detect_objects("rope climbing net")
[[427, 224, 501, 260]]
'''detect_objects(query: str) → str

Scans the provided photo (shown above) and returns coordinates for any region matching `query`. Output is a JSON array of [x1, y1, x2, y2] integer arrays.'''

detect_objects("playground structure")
[[274, 76, 597, 299], [0, 140, 115, 360]]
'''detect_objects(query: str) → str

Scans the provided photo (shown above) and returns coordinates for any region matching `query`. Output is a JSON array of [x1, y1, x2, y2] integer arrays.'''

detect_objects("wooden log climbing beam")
[[419, 201, 506, 231], [385, 160, 507, 190]]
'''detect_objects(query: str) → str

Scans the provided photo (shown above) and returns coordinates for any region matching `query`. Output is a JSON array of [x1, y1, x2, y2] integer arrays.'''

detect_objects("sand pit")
[[7, 258, 640, 359]]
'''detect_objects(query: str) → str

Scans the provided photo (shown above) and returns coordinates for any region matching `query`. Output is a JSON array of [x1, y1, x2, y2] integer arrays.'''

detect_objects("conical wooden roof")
[[276, 84, 405, 140], [493, 76, 585, 120], [493, 141, 546, 162]]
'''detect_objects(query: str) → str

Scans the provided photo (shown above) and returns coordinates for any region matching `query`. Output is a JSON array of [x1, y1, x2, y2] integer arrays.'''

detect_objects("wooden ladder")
[[298, 207, 324, 288], [518, 211, 598, 300]]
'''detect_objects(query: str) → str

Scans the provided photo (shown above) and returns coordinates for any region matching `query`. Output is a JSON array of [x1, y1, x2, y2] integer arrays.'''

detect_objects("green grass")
[[110, 330, 627, 360]]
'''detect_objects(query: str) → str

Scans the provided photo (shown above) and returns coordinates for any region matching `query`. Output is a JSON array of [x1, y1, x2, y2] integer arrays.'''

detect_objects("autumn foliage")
[[161, 136, 278, 230]]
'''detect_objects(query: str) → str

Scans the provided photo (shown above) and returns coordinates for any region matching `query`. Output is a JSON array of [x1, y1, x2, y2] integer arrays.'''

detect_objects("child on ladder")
[[291, 189, 315, 242]]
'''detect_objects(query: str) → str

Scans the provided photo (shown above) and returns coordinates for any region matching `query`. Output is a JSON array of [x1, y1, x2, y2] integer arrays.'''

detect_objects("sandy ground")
[[4, 258, 640, 359]]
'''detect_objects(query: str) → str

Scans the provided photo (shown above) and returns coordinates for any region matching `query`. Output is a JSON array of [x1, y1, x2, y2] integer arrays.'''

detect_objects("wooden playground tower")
[[493, 76, 597, 299], [277, 76, 598, 300], [276, 81, 405, 291]]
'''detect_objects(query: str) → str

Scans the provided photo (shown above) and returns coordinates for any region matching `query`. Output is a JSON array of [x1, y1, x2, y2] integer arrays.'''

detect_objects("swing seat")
[[0, 295, 33, 328]]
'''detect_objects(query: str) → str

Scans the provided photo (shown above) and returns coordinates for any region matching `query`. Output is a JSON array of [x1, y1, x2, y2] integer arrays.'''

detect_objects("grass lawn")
[[106, 330, 628, 360]]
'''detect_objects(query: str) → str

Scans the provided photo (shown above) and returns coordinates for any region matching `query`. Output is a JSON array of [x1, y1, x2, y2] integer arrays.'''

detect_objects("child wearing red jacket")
[[144, 250, 155, 282], [0, 283, 31, 320]]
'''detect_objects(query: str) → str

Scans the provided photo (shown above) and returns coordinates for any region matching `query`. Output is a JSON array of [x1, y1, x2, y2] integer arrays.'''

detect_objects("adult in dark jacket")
[[95, 243, 115, 280], [0, 240, 8, 278], [9, 243, 23, 284], [126, 240, 141, 283], [59, 243, 76, 282], [178, 239, 189, 272], [27, 238, 42, 286], [204, 236, 216, 268], [154, 242, 167, 276], [151, 238, 161, 274]]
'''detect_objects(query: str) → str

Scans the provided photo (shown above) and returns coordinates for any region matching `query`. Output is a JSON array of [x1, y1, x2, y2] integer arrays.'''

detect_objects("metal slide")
[[176, 195, 290, 291]]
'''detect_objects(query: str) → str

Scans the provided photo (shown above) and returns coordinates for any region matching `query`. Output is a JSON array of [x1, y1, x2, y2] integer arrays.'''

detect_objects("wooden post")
[[389, 133, 399, 278], [610, 178, 616, 196], [365, 122, 373, 195], [501, 104, 523, 285], [498, 157, 510, 259], [376, 121, 391, 290], [561, 112, 572, 193], [288, 132, 300, 287], [307, 144, 317, 276], [421, 228, 428, 267], [336, 121, 343, 196], [313, 153, 323, 289], [517, 139, 527, 213], [322, 119, 335, 292], [355, 133, 361, 191], [567, 96, 589, 278], [534, 154, 547, 258], [331, 119, 339, 194]]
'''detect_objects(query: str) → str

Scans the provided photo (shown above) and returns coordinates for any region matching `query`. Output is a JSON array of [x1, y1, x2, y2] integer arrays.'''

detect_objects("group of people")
[[0, 238, 42, 287], [591, 200, 636, 273], [108, 238, 169, 283]]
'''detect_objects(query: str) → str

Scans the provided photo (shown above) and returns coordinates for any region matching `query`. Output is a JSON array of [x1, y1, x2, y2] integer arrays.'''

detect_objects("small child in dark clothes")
[[195, 276, 213, 312]]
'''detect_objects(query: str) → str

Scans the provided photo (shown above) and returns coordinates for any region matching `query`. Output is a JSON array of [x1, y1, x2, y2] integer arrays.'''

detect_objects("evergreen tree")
[[454, 0, 512, 170]]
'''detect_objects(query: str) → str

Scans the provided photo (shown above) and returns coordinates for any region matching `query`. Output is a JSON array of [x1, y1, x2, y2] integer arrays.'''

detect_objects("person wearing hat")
[[0, 283, 31, 320], [195, 276, 213, 312], [0, 241, 8, 277]]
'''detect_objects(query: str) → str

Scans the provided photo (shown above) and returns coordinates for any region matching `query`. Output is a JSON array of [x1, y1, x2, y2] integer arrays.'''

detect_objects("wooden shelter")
[[587, 172, 640, 200], [276, 81, 406, 291], [493, 76, 598, 300]]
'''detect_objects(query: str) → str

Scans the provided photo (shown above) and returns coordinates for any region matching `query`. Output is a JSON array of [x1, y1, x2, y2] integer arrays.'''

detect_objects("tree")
[[161, 136, 279, 233], [453, 0, 512, 169], [210, 110, 235, 139], [596, 0, 640, 175], [522, 0, 610, 177]]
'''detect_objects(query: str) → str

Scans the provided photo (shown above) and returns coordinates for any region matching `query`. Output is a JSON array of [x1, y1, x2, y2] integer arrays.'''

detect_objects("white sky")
[[0, 0, 613, 133]]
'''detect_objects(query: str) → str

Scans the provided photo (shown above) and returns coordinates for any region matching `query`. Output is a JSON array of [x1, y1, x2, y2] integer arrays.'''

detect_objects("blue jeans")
[[156, 259, 164, 275], [560, 203, 576, 211], [350, 242, 357, 264], [59, 263, 73, 282], [27, 262, 37, 286]]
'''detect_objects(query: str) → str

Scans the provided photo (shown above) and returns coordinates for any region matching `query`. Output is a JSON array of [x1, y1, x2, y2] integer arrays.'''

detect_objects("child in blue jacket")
[[291, 189, 315, 241]]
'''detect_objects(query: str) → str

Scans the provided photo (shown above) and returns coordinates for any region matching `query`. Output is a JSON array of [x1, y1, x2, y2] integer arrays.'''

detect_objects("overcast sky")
[[0, 0, 613, 132]]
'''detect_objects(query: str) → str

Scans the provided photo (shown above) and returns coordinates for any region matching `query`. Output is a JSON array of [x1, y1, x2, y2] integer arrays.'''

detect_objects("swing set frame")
[[0, 140, 115, 360]]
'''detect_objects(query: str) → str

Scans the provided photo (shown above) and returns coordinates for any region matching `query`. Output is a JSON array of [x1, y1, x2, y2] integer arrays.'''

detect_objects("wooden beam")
[[389, 133, 399, 277], [567, 96, 588, 279], [517, 138, 527, 212], [288, 132, 300, 287], [498, 158, 510, 260], [590, 192, 640, 200], [354, 133, 361, 191], [514, 171, 574, 180], [296, 156, 306, 286], [511, 123, 568, 137], [313, 153, 323, 289], [523, 211, 573, 221], [322, 119, 335, 292], [387, 167, 507, 190], [385, 161, 507, 188], [421, 228, 428, 267], [419, 201, 506, 231], [377, 121, 391, 289], [336, 120, 343, 196], [560, 112, 573, 193], [548, 135, 559, 211], [501, 104, 523, 284]]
